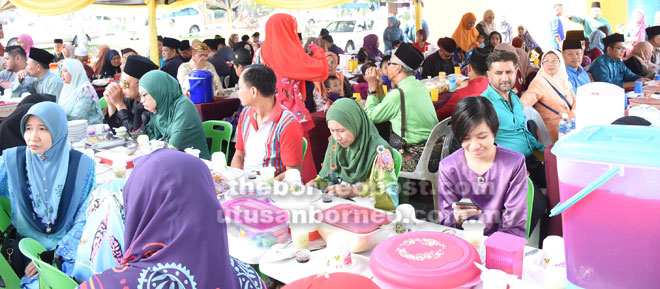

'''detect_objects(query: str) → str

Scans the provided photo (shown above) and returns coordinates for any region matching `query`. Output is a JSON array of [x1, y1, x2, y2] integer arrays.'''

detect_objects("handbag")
[[1, 224, 25, 278], [388, 88, 409, 152]]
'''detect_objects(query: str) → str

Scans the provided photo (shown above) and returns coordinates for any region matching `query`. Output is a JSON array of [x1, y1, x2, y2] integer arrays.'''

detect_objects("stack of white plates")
[[67, 120, 88, 143]]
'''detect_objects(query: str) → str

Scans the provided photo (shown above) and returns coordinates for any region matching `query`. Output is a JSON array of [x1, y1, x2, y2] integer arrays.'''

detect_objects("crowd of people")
[[0, 1, 659, 288]]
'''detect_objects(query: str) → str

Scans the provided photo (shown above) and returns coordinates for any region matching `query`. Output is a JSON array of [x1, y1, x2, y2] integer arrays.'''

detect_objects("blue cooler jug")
[[188, 70, 213, 104]]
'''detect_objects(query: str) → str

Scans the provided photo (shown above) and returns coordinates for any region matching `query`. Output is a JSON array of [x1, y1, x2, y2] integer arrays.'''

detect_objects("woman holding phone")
[[436, 96, 528, 238]]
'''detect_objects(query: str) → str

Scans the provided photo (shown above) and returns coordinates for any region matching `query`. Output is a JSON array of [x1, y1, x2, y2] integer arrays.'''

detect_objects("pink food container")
[[314, 204, 393, 253], [369, 231, 482, 289], [221, 198, 290, 248], [484, 231, 526, 278]]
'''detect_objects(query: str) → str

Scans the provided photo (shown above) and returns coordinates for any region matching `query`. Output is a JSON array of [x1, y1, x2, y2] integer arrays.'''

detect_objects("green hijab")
[[139, 70, 210, 159], [320, 98, 390, 183]]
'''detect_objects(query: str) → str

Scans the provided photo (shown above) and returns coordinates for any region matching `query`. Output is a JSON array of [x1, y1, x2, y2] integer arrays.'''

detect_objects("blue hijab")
[[589, 30, 606, 52], [383, 16, 403, 50], [100, 49, 121, 78], [3, 102, 93, 248]]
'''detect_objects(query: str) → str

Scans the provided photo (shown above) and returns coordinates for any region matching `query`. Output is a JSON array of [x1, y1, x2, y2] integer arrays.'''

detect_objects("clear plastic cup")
[[463, 220, 486, 250]]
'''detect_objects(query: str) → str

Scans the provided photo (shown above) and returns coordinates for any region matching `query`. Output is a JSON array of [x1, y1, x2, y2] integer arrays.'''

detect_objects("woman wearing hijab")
[[17, 34, 34, 57], [58, 59, 104, 124], [517, 25, 541, 53], [92, 45, 110, 77], [61, 44, 75, 60], [452, 13, 480, 54], [521, 50, 576, 142], [177, 42, 223, 97], [588, 29, 606, 61], [624, 42, 658, 78], [476, 10, 497, 39], [139, 70, 210, 159], [0, 94, 55, 155], [99, 49, 121, 79], [78, 149, 266, 289], [306, 99, 399, 211], [259, 13, 328, 182], [484, 31, 502, 52], [312, 52, 354, 111], [228, 33, 239, 48], [625, 9, 647, 45], [383, 16, 404, 52], [0, 102, 95, 288], [512, 37, 525, 50], [362, 34, 384, 62]]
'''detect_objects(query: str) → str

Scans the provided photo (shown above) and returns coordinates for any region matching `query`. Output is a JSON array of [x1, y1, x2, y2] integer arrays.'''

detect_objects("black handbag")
[[1, 224, 25, 278], [388, 88, 408, 152]]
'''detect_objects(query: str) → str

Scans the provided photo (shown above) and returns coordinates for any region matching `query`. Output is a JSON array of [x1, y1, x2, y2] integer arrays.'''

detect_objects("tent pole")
[[147, 0, 159, 67], [414, 0, 421, 41], [227, 0, 233, 35]]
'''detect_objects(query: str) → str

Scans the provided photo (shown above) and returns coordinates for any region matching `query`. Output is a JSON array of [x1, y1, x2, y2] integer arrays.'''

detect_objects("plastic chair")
[[390, 148, 402, 179], [399, 117, 453, 214], [19, 238, 78, 289], [203, 120, 233, 157], [302, 137, 308, 160], [99, 97, 108, 110], [0, 201, 20, 289], [523, 106, 552, 146], [526, 177, 534, 240]]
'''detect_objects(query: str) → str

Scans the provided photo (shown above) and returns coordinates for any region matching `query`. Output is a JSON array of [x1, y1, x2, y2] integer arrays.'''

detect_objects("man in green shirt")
[[364, 42, 439, 172], [569, 1, 612, 38], [364, 42, 438, 144]]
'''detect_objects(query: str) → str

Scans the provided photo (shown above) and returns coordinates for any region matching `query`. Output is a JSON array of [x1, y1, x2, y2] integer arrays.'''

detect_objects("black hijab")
[[0, 94, 56, 155]]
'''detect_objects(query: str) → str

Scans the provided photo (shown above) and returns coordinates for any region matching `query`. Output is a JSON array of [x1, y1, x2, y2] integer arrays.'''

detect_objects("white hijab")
[[478, 10, 498, 36], [536, 50, 573, 103]]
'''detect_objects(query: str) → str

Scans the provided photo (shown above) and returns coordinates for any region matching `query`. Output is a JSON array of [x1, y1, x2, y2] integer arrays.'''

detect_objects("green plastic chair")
[[99, 97, 108, 110], [203, 120, 233, 157], [526, 177, 534, 240], [0, 200, 20, 289], [19, 238, 79, 289], [302, 137, 308, 160], [390, 148, 402, 179]]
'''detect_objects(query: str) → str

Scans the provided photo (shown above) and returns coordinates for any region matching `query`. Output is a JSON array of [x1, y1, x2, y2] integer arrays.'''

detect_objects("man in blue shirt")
[[588, 33, 649, 89], [481, 49, 546, 188], [562, 38, 590, 94], [550, 3, 565, 51]]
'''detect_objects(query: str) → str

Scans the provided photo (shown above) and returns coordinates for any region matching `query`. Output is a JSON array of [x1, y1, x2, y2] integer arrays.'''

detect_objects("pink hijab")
[[18, 34, 34, 57], [627, 9, 646, 44]]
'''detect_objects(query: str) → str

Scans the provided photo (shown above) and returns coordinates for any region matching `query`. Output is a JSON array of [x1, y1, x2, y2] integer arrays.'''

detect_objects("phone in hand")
[[455, 201, 481, 211]]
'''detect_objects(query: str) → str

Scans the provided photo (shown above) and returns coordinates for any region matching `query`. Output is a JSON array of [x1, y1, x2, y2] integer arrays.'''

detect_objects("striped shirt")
[[235, 103, 303, 175]]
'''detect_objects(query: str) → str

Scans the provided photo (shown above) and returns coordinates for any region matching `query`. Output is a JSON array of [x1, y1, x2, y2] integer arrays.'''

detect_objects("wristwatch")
[[367, 89, 377, 95]]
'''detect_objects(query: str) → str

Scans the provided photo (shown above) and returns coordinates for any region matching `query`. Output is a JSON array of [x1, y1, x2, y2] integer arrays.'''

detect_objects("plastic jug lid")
[[552, 125, 660, 167], [314, 204, 392, 234]]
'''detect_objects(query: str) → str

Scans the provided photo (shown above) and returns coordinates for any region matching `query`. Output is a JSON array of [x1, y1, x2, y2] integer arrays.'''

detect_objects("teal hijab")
[[3, 102, 94, 249], [139, 70, 210, 159], [320, 99, 390, 183]]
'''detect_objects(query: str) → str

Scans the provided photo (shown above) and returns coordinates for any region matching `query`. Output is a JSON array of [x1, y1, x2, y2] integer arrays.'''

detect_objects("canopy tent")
[[4, 0, 425, 63]]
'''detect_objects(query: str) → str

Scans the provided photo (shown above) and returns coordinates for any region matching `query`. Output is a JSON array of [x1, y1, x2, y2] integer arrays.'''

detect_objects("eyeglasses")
[[120, 79, 129, 89], [542, 59, 560, 64], [388, 62, 404, 67]]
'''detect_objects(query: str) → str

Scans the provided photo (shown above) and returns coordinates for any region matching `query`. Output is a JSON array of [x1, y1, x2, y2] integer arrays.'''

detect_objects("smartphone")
[[455, 201, 481, 211]]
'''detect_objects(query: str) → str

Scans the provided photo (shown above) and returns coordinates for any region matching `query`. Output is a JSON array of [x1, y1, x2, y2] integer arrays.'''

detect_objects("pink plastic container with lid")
[[221, 198, 290, 247], [369, 231, 482, 289], [484, 231, 527, 278]]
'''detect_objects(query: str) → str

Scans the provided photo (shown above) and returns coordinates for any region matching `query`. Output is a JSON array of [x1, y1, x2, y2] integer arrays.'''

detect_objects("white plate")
[[92, 79, 109, 86], [68, 119, 88, 126], [219, 167, 245, 181], [650, 94, 660, 99], [269, 185, 322, 209], [310, 254, 371, 275]]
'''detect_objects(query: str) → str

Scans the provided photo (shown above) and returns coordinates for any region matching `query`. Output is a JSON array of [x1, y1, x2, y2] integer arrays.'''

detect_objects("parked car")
[[156, 7, 204, 38], [325, 19, 374, 53]]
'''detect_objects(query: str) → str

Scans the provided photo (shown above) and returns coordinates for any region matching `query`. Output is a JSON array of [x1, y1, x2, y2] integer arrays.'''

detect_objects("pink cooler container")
[[552, 125, 660, 289], [221, 198, 290, 248], [484, 232, 526, 278], [369, 231, 481, 289]]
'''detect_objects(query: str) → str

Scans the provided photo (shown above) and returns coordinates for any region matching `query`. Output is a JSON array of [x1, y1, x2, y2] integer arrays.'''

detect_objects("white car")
[[156, 7, 204, 38], [325, 19, 375, 53]]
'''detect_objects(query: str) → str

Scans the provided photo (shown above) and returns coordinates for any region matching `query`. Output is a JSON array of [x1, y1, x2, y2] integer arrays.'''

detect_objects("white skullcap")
[[74, 46, 88, 57]]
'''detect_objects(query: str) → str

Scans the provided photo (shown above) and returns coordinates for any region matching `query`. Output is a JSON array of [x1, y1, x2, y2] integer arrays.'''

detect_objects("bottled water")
[[448, 75, 456, 93], [558, 113, 572, 139]]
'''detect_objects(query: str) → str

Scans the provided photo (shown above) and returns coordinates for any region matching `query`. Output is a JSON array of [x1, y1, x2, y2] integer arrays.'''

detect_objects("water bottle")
[[558, 113, 571, 139], [448, 75, 456, 93]]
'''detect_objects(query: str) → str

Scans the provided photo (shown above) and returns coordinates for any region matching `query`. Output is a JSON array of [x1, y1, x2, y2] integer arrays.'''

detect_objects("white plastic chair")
[[399, 117, 453, 215], [523, 106, 552, 146]]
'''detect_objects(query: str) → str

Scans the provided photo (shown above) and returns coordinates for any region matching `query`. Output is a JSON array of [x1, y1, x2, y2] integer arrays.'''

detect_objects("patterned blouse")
[[314, 145, 399, 211]]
